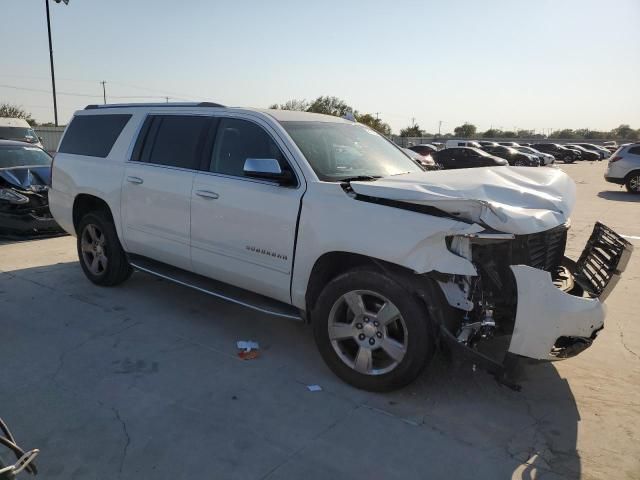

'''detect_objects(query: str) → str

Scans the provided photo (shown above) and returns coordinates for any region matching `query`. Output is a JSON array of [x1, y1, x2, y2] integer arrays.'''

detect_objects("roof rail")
[[84, 102, 225, 110]]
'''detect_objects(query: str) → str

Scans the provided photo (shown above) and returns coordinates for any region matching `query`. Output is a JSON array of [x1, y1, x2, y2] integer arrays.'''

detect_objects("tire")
[[312, 268, 435, 391], [514, 159, 525, 167], [77, 211, 132, 286], [564, 155, 575, 164], [625, 172, 640, 194]]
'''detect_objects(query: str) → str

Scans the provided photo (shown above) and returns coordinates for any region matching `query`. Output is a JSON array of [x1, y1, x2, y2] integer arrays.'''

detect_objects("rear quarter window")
[[628, 146, 640, 155], [58, 114, 131, 157]]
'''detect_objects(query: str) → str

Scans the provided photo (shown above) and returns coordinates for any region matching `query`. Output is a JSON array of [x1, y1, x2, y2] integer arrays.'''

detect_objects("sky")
[[1, 0, 639, 134]]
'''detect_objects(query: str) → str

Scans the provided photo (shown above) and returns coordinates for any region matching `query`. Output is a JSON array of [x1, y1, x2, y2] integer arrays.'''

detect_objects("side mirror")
[[243, 158, 294, 185]]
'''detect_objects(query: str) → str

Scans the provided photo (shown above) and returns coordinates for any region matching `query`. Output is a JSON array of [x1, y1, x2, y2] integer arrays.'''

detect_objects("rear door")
[[121, 114, 209, 270], [190, 116, 304, 303]]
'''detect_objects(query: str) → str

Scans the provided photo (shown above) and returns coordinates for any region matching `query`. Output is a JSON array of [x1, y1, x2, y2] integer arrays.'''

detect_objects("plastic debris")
[[306, 385, 322, 392], [236, 340, 259, 352], [238, 350, 259, 360]]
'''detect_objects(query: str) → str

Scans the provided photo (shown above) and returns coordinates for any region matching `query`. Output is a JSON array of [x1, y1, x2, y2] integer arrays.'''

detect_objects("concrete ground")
[[0, 161, 638, 480]]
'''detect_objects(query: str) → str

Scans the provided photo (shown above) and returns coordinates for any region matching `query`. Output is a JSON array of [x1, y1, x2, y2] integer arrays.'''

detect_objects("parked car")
[[531, 143, 579, 163], [572, 143, 610, 159], [515, 146, 555, 166], [477, 141, 500, 147], [565, 145, 601, 161], [498, 141, 521, 147], [433, 147, 508, 169], [444, 140, 482, 149], [407, 143, 438, 156], [0, 118, 43, 149], [49, 103, 632, 391], [402, 148, 440, 170], [605, 143, 640, 193], [0, 140, 63, 236], [482, 145, 539, 166]]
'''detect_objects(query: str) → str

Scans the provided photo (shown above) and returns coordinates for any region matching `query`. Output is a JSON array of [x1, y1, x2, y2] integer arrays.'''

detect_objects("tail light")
[[609, 156, 622, 163]]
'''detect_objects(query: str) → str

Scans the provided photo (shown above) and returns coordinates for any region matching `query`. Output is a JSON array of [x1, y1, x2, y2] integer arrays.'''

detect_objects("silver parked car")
[[604, 143, 640, 193]]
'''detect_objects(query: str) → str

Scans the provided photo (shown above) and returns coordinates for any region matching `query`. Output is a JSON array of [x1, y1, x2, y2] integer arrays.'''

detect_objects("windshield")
[[0, 127, 39, 144], [0, 146, 52, 169], [469, 147, 492, 157], [281, 121, 420, 181]]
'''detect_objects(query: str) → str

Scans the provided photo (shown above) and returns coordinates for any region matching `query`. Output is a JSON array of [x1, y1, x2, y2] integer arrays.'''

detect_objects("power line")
[[0, 83, 102, 98]]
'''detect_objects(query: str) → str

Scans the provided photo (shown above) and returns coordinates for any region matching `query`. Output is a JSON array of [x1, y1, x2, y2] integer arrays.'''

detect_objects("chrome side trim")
[[129, 262, 302, 320]]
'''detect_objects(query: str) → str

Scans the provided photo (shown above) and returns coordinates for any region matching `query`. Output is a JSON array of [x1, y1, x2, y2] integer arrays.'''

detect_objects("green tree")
[[268, 99, 309, 111], [453, 123, 477, 138], [502, 131, 517, 138], [399, 124, 424, 137], [516, 129, 534, 138], [482, 128, 503, 138], [355, 113, 391, 136], [612, 124, 634, 139], [306, 96, 355, 117], [0, 103, 37, 126]]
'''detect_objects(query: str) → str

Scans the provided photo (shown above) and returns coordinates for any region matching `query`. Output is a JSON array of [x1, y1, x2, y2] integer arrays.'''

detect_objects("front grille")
[[512, 224, 568, 272]]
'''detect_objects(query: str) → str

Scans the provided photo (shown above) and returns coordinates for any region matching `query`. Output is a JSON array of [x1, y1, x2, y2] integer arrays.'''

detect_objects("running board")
[[128, 255, 302, 320]]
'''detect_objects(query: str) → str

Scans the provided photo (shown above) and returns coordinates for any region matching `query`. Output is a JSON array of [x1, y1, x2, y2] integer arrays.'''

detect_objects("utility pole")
[[165, 96, 169, 103], [438, 120, 442, 136], [45, 0, 69, 126], [374, 112, 380, 120], [100, 81, 107, 104], [411, 117, 416, 127]]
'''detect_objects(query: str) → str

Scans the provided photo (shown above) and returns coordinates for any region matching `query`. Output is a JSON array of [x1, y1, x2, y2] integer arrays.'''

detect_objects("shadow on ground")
[[0, 261, 581, 479], [597, 190, 640, 202]]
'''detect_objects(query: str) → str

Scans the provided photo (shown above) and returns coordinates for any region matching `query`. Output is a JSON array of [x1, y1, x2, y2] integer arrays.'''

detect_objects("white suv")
[[49, 103, 632, 391], [605, 143, 640, 193]]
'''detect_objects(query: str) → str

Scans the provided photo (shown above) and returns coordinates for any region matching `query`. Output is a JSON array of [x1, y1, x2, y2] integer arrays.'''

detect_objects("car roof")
[[0, 118, 32, 128], [0, 139, 40, 147], [78, 103, 352, 125]]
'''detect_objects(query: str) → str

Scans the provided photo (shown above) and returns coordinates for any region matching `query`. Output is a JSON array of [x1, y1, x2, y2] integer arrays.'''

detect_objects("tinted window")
[[59, 114, 131, 157], [142, 115, 208, 169], [211, 118, 286, 177], [628, 146, 640, 155]]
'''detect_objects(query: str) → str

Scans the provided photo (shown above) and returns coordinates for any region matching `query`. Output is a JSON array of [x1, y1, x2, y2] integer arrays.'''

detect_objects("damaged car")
[[0, 140, 63, 237], [49, 104, 632, 391]]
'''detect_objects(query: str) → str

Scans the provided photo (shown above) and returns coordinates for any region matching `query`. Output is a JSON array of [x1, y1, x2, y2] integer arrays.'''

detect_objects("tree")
[[612, 124, 634, 140], [355, 113, 391, 136], [399, 124, 424, 137], [268, 99, 309, 111], [453, 123, 476, 138], [0, 103, 37, 126], [502, 131, 517, 138], [306, 96, 355, 117], [516, 129, 534, 138], [482, 128, 503, 138]]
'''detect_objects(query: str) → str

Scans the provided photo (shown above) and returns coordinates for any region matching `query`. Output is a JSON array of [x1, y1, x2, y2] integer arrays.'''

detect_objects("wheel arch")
[[72, 194, 115, 235], [624, 169, 640, 192]]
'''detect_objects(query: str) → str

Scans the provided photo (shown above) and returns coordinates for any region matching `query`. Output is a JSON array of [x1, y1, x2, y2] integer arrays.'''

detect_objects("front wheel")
[[313, 269, 435, 391], [77, 211, 132, 286], [514, 159, 526, 166]]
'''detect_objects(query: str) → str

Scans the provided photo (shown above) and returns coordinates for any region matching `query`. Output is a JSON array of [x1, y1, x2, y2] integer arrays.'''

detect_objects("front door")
[[190, 116, 304, 303]]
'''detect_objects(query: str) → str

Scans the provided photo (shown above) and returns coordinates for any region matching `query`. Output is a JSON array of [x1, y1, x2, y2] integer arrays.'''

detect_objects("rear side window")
[[136, 115, 209, 170], [59, 114, 131, 157], [210, 118, 286, 177], [628, 146, 640, 155]]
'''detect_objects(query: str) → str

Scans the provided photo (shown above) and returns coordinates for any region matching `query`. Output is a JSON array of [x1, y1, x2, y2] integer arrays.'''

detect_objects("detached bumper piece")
[[572, 222, 633, 301], [0, 205, 63, 237], [508, 222, 632, 361]]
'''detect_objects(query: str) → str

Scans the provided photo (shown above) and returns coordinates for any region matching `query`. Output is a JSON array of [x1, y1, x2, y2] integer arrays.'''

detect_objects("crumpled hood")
[[0, 166, 50, 191], [350, 166, 575, 234]]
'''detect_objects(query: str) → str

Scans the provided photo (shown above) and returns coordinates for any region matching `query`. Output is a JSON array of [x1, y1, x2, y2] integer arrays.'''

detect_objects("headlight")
[[0, 188, 29, 205]]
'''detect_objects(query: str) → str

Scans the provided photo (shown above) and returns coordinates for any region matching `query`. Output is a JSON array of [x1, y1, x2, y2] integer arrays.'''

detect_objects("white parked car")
[[0, 117, 43, 149], [605, 143, 640, 193], [444, 140, 482, 149], [49, 103, 633, 391], [515, 146, 555, 166]]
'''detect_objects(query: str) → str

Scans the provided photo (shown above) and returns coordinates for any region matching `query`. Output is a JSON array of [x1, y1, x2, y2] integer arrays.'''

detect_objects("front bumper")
[[0, 208, 64, 237], [508, 223, 632, 360]]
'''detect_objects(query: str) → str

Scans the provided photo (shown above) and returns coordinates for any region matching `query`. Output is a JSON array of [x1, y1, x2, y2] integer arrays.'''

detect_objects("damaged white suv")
[[49, 103, 633, 391]]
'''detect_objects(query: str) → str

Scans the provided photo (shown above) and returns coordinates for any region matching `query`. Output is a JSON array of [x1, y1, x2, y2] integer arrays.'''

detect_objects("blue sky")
[[2, 0, 639, 133]]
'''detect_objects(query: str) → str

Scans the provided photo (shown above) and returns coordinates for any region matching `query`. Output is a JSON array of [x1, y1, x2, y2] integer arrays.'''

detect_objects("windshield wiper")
[[339, 175, 382, 183]]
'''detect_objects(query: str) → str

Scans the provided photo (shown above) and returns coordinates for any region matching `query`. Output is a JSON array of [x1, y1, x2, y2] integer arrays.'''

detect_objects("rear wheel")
[[313, 268, 435, 391], [514, 159, 526, 166], [77, 211, 132, 286], [626, 172, 640, 194]]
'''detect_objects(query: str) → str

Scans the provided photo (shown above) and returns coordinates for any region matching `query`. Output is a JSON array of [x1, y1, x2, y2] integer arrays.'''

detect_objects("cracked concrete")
[[0, 162, 638, 479]]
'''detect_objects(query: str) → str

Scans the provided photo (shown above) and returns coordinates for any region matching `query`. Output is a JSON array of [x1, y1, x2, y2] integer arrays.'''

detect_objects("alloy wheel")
[[80, 223, 108, 275], [630, 175, 640, 192], [328, 290, 408, 375]]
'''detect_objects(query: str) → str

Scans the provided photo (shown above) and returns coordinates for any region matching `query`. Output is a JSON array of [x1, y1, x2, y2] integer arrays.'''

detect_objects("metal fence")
[[34, 126, 65, 152]]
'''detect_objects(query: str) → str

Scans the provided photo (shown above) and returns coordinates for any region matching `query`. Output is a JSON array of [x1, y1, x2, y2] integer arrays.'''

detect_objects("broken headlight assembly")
[[0, 188, 29, 205]]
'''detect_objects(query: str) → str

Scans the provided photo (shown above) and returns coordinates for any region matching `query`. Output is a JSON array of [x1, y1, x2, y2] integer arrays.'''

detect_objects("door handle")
[[126, 176, 143, 185], [195, 190, 219, 199]]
